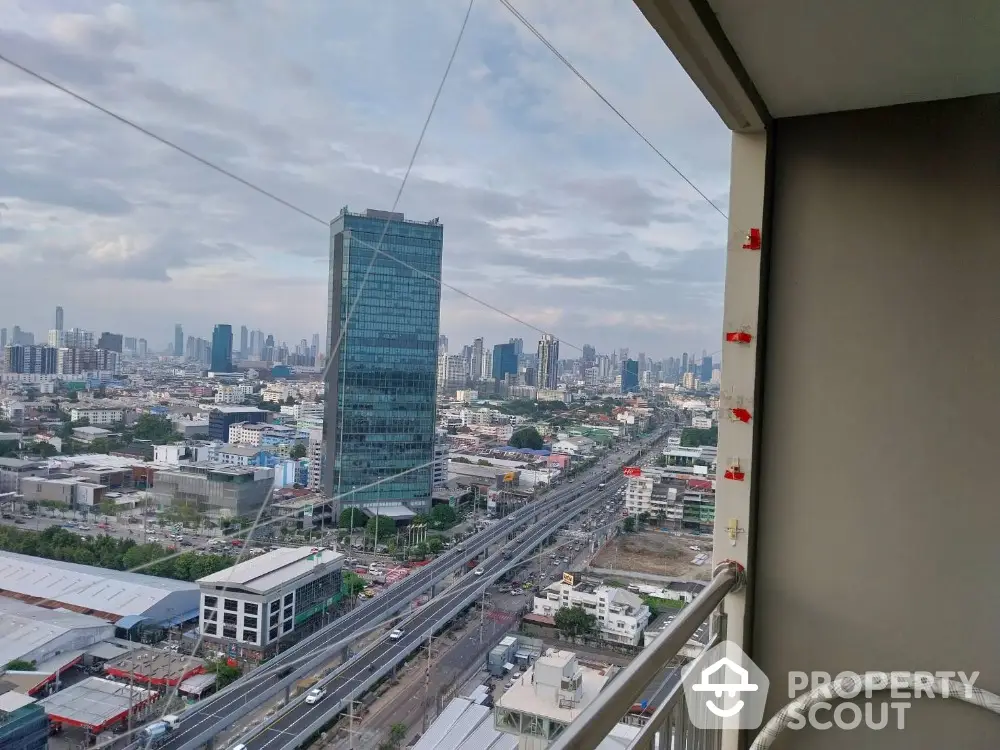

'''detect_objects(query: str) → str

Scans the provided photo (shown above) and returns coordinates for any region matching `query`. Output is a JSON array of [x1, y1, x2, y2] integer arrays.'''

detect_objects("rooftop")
[[0, 550, 198, 620], [216, 444, 264, 457], [104, 648, 206, 686], [38, 676, 155, 731], [197, 546, 343, 595], [210, 405, 268, 414], [498, 650, 616, 725], [0, 598, 113, 666]]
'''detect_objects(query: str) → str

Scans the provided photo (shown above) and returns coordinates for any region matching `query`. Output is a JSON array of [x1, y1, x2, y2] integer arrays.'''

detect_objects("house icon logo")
[[682, 641, 769, 730]]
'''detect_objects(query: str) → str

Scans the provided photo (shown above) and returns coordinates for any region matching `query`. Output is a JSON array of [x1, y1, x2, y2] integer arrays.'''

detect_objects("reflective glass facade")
[[324, 208, 443, 512]]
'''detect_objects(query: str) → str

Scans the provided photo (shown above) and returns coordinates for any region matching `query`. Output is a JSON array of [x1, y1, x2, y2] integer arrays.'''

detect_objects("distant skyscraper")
[[97, 332, 123, 353], [137, 339, 148, 358], [0, 328, 6, 351], [311, 333, 320, 359], [509, 337, 523, 357], [174, 324, 184, 357], [471, 338, 484, 382], [681, 352, 689, 374], [211, 324, 233, 373], [240, 325, 249, 357], [621, 359, 640, 394], [323, 207, 443, 512], [55, 306, 64, 331], [492, 343, 517, 381], [701, 355, 713, 382], [438, 335, 448, 354], [537, 334, 559, 389], [582, 344, 596, 364]]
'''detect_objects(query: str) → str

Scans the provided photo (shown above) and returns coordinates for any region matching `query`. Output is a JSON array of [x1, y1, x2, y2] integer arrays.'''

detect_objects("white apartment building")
[[536, 388, 570, 403], [691, 415, 713, 429], [307, 428, 323, 491], [260, 383, 296, 403], [550, 436, 596, 456], [70, 407, 125, 426], [0, 400, 25, 422], [437, 353, 466, 391], [624, 474, 683, 525], [532, 576, 650, 646], [280, 402, 324, 420], [211, 444, 262, 467], [214, 384, 254, 404], [228, 421, 278, 446]]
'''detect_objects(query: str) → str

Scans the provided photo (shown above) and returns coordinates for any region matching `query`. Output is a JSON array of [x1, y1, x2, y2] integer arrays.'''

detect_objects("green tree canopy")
[[622, 516, 636, 533], [339, 508, 366, 529], [207, 658, 241, 688], [342, 571, 366, 600], [509, 426, 544, 450], [554, 606, 597, 639], [289, 443, 307, 459], [430, 504, 457, 529], [132, 414, 181, 443], [680, 426, 717, 448], [365, 514, 395, 541]]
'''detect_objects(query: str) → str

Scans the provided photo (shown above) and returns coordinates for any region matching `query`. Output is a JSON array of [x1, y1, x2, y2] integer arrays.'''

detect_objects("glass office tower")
[[211, 324, 233, 373], [323, 207, 443, 513]]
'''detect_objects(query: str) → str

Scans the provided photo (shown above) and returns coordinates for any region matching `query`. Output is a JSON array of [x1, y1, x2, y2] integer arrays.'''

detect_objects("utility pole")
[[479, 587, 486, 644], [348, 687, 356, 750]]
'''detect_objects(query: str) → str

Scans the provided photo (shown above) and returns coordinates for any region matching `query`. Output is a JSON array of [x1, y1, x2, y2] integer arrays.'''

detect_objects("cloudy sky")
[[0, 0, 731, 358]]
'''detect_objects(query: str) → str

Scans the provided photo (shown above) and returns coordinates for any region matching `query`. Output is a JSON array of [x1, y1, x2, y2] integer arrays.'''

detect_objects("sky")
[[0, 0, 732, 359]]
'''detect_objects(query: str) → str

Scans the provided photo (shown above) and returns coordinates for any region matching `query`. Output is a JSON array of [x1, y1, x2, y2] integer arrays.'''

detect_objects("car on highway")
[[304, 687, 327, 704], [389, 628, 405, 640], [474, 567, 485, 576]]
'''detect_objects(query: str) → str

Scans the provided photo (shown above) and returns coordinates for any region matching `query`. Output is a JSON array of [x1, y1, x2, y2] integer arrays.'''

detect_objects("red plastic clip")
[[724, 468, 745, 481], [730, 407, 752, 423], [742, 227, 761, 251], [725, 331, 753, 344]]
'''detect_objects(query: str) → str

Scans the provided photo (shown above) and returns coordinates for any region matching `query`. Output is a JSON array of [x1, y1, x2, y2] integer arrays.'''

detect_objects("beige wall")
[[752, 94, 1000, 748]]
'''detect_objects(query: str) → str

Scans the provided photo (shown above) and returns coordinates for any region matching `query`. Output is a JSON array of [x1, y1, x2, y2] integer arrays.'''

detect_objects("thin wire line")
[[0, 35, 581, 356], [495, 0, 729, 221], [323, 0, 477, 385]]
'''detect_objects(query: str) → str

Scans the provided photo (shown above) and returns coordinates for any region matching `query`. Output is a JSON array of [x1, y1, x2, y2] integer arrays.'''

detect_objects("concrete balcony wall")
[[753, 93, 1000, 749]]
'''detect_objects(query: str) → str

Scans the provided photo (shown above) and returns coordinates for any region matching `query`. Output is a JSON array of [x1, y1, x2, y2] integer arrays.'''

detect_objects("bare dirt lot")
[[592, 531, 712, 581]]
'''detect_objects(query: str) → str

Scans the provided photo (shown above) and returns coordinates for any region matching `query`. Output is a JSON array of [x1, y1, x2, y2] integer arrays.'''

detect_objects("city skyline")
[[0, 0, 728, 355]]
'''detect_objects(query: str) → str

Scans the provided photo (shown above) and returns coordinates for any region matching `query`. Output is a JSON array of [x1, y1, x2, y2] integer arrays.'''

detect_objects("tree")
[[207, 658, 242, 688], [654, 454, 667, 468], [366, 514, 395, 541], [622, 516, 637, 533], [680, 426, 717, 448], [132, 414, 181, 443], [99, 500, 117, 519], [342, 571, 366, 601], [6, 659, 36, 671], [638, 512, 651, 527], [383, 723, 407, 750], [426, 536, 443, 554], [339, 508, 365, 529], [289, 443, 307, 460], [509, 427, 544, 450], [430, 504, 457, 530], [284, 395, 297, 405], [554, 606, 597, 639], [68, 391, 79, 402]]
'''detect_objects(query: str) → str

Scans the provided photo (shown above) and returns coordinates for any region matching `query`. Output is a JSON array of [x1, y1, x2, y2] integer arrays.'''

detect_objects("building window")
[[269, 613, 279, 627], [223, 626, 237, 639], [203, 609, 218, 621], [283, 593, 293, 605], [204, 623, 217, 635], [224, 599, 238, 612], [282, 621, 293, 633], [242, 630, 257, 643], [283, 606, 293, 620], [223, 613, 237, 625], [243, 602, 258, 615], [244, 616, 258, 630], [269, 627, 278, 641], [204, 596, 218, 608], [270, 600, 280, 613]]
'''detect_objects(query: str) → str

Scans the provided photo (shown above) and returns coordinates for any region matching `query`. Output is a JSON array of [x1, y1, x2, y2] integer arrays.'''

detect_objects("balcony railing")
[[549, 562, 742, 750]]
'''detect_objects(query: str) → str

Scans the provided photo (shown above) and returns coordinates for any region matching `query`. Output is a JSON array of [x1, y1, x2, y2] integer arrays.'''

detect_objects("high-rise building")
[[54, 306, 64, 331], [438, 335, 448, 354], [240, 325, 249, 358], [681, 352, 689, 374], [137, 338, 148, 358], [621, 359, 640, 394], [211, 324, 234, 373], [97, 332, 123, 353], [174, 324, 184, 357], [311, 333, 320, 360], [0, 328, 6, 351], [323, 207, 443, 513], [701, 355, 713, 382], [471, 338, 484, 382], [509, 337, 524, 356], [492, 342, 518, 381], [4, 345, 57, 374], [537, 334, 559, 389]]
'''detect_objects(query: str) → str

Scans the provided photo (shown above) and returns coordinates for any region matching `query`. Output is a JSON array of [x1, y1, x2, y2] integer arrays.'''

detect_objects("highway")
[[238, 477, 628, 750], [157, 430, 666, 750]]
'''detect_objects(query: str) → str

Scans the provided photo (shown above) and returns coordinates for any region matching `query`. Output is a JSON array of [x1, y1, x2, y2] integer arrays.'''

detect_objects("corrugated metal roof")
[[412, 697, 471, 750], [0, 598, 113, 666], [0, 551, 197, 618], [197, 547, 343, 594]]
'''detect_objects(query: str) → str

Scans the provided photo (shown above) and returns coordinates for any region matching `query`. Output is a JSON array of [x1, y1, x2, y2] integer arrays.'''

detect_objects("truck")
[[139, 715, 181, 747]]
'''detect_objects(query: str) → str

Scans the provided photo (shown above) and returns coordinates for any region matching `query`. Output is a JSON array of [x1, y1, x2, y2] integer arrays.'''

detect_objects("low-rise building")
[[197, 546, 344, 659], [532, 574, 650, 646], [150, 463, 274, 519], [20, 475, 105, 509], [70, 407, 125, 426]]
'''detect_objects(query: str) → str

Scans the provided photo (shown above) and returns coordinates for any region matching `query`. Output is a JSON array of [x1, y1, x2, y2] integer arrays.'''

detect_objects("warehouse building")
[[0, 551, 199, 626], [197, 546, 343, 660], [0, 599, 114, 671]]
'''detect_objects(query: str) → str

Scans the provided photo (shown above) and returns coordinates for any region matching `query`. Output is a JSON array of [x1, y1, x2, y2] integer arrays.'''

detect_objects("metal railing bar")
[[550, 562, 741, 750]]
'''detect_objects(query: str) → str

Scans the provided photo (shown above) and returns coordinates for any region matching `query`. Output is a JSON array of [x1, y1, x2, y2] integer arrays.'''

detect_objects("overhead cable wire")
[[495, 0, 729, 221]]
